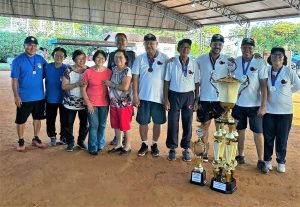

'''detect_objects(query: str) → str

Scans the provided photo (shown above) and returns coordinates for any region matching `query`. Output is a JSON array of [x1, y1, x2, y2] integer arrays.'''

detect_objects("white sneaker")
[[265, 161, 273, 171], [277, 163, 286, 173]]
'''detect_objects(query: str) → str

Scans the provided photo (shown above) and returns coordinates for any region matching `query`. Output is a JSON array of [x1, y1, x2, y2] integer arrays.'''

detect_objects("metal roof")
[[0, 0, 299, 31]]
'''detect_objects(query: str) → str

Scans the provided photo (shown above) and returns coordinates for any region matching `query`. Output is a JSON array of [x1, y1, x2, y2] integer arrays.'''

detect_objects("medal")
[[147, 54, 155, 73], [270, 86, 276, 92], [242, 75, 247, 81], [148, 67, 153, 72]]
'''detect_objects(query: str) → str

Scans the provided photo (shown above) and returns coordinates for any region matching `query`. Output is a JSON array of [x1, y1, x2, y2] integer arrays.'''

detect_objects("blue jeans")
[[87, 106, 109, 152]]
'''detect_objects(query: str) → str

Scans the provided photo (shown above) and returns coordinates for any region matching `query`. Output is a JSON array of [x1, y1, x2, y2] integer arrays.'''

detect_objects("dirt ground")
[[0, 71, 299, 207]]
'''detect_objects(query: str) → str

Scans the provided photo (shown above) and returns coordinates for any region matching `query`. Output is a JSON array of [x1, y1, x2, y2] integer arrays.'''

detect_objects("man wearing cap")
[[164, 39, 199, 161], [132, 33, 169, 157], [196, 34, 232, 162], [231, 38, 268, 173], [107, 33, 136, 145], [11, 36, 47, 151]]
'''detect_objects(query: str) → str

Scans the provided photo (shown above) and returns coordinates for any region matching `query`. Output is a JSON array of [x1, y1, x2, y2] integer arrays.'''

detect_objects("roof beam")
[[88, 0, 91, 22], [50, 0, 55, 20], [180, 0, 265, 15], [10, 0, 15, 15], [192, 0, 249, 26], [118, 1, 123, 25], [193, 6, 291, 20], [31, 0, 36, 17], [281, 0, 300, 10]]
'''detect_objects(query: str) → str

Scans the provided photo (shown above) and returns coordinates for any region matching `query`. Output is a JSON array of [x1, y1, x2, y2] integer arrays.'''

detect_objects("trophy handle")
[[210, 73, 219, 97], [238, 75, 250, 97], [227, 59, 237, 75]]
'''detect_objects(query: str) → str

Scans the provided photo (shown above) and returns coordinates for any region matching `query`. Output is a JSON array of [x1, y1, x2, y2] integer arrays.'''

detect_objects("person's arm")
[[103, 75, 132, 92], [12, 78, 22, 107], [163, 80, 170, 111], [193, 82, 200, 111], [62, 76, 81, 90], [258, 78, 267, 117], [132, 74, 140, 107], [81, 76, 94, 114]]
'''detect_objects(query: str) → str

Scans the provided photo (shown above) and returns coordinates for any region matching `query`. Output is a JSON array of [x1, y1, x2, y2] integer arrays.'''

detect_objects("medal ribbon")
[[209, 53, 220, 71], [147, 55, 155, 69], [179, 57, 189, 77], [242, 57, 252, 75], [271, 67, 283, 87], [25, 53, 36, 72]]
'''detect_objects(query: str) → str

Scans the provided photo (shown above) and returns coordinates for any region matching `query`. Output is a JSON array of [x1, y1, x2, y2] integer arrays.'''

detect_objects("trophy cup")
[[190, 127, 207, 186], [209, 59, 244, 194]]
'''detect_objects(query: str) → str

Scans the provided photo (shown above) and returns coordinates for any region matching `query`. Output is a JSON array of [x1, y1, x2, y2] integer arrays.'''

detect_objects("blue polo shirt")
[[11, 53, 47, 102], [45, 63, 67, 103]]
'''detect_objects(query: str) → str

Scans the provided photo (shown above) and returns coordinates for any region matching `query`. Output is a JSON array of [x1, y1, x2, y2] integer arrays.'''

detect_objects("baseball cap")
[[144, 33, 157, 41], [211, 34, 224, 43], [24, 36, 38, 45], [241, 38, 255, 46]]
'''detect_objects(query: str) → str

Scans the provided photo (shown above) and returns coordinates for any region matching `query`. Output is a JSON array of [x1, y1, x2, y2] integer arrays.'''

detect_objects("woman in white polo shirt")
[[262, 46, 300, 173]]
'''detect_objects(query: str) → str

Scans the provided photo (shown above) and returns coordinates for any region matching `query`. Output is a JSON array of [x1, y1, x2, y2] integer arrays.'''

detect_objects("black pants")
[[46, 102, 65, 138], [63, 106, 88, 145], [166, 90, 194, 149], [263, 113, 293, 164]]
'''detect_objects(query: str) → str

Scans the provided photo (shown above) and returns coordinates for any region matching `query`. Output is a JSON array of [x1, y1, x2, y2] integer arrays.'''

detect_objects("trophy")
[[209, 59, 244, 194], [190, 127, 207, 186]]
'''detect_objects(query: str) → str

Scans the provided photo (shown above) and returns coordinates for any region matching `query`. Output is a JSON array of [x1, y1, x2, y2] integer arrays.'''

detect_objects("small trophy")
[[190, 127, 207, 186]]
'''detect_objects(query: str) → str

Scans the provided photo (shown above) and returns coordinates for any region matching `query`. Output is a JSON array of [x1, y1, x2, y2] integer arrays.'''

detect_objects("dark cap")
[[177, 39, 192, 48], [144, 33, 157, 41], [271, 46, 285, 55], [241, 38, 255, 47], [211, 34, 224, 43], [24, 36, 38, 45]]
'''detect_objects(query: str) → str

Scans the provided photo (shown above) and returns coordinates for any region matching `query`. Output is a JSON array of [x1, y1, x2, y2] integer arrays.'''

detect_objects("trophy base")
[[190, 169, 207, 186], [210, 178, 237, 194]]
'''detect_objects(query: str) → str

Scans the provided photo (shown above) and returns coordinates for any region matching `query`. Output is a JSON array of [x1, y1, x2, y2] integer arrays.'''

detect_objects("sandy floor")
[[0, 71, 299, 207]]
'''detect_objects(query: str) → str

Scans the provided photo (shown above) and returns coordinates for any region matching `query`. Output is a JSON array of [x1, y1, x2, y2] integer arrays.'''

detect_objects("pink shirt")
[[82, 67, 112, 106]]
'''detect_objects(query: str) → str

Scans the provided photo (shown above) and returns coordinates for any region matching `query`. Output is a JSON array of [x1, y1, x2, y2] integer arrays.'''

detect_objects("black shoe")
[[108, 146, 123, 153], [235, 155, 245, 164], [77, 142, 87, 150], [137, 143, 148, 156], [257, 160, 269, 174], [57, 136, 67, 145], [119, 148, 131, 156], [110, 137, 118, 145], [89, 151, 98, 156], [151, 143, 160, 157], [203, 153, 208, 163]]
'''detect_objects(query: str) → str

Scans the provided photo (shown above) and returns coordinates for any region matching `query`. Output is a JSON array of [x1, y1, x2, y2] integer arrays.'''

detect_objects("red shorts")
[[110, 106, 133, 131]]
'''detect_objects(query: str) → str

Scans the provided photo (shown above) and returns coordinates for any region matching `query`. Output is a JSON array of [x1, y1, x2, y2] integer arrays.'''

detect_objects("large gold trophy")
[[209, 60, 245, 194], [190, 127, 207, 186]]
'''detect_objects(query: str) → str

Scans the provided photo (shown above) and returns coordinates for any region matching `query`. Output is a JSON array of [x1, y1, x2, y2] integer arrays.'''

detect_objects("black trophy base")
[[210, 177, 237, 194], [190, 169, 207, 186]]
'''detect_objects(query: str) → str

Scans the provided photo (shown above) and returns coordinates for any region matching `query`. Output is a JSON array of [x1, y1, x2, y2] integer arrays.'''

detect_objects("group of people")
[[11, 33, 300, 175]]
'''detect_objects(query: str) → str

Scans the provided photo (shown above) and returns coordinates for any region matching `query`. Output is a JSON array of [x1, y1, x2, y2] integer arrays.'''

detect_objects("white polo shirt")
[[234, 56, 268, 107], [132, 51, 169, 104], [165, 56, 199, 93], [196, 53, 230, 102], [266, 66, 300, 114]]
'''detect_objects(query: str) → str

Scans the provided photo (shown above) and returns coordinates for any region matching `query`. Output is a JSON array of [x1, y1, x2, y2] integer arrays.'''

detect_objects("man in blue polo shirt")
[[11, 36, 47, 152]]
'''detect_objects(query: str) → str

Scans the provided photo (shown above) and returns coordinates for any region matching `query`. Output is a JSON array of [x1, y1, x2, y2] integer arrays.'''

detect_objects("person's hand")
[[164, 99, 170, 111], [87, 103, 94, 114], [167, 57, 175, 63], [14, 96, 22, 108], [254, 53, 262, 59], [79, 80, 87, 87], [133, 95, 140, 107], [103, 80, 112, 87], [258, 106, 266, 117], [193, 100, 198, 112]]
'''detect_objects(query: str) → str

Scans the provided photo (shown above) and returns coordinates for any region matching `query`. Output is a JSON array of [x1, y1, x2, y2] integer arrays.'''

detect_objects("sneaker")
[[17, 139, 26, 152], [203, 153, 208, 163], [277, 163, 285, 173], [66, 144, 74, 152], [110, 136, 118, 145], [137, 143, 148, 156], [257, 160, 269, 174], [108, 146, 123, 153], [167, 149, 176, 161], [182, 149, 192, 162], [151, 143, 160, 157], [32, 136, 45, 148], [57, 136, 66, 145], [89, 151, 98, 156], [77, 142, 87, 150], [119, 148, 132, 156], [50, 137, 56, 146], [235, 155, 245, 164], [265, 161, 273, 171]]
